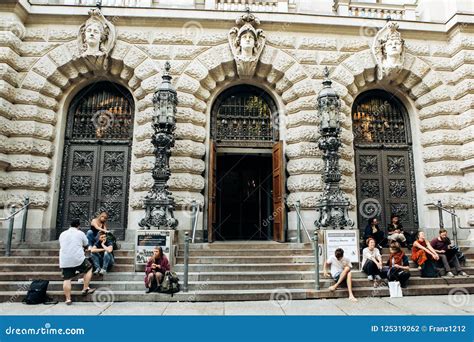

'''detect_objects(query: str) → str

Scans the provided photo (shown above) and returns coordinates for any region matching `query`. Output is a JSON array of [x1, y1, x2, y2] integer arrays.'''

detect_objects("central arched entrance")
[[207, 85, 286, 242], [56, 81, 134, 239]]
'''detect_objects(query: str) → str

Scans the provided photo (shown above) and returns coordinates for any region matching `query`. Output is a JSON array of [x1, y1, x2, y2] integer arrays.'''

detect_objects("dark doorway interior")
[[215, 154, 273, 241]]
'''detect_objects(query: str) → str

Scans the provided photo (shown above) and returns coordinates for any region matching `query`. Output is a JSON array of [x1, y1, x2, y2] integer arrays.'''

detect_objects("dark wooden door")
[[57, 82, 134, 239], [272, 141, 285, 242], [355, 149, 416, 232], [207, 140, 217, 242]]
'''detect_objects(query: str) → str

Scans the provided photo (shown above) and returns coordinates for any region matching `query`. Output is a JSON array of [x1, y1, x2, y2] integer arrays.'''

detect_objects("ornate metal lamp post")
[[139, 62, 178, 230], [314, 67, 354, 230]]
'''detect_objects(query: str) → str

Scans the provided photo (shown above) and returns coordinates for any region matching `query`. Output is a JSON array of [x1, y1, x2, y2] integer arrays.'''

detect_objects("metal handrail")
[[1, 197, 31, 256], [190, 200, 201, 243], [294, 201, 311, 243], [425, 201, 472, 246], [293, 200, 320, 290]]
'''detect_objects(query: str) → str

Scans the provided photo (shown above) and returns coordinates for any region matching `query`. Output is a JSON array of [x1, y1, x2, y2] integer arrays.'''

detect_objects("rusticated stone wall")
[[0, 5, 472, 241]]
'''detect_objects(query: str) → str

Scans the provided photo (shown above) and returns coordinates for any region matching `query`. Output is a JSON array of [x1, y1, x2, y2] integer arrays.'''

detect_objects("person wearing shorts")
[[59, 218, 96, 305], [323, 248, 357, 302]]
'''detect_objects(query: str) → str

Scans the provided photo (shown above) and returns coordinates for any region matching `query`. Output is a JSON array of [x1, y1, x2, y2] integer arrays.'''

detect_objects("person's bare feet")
[[328, 285, 337, 292], [349, 295, 358, 302]]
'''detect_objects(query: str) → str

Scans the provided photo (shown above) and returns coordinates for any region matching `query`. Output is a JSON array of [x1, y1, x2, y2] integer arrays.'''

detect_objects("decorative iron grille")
[[70, 83, 134, 140], [352, 92, 408, 145], [212, 85, 276, 145]]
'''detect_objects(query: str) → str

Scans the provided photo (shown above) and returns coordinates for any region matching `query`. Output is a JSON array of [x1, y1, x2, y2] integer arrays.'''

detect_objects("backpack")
[[451, 245, 466, 266], [421, 259, 439, 278], [106, 232, 120, 251], [159, 271, 180, 296], [23, 280, 51, 305]]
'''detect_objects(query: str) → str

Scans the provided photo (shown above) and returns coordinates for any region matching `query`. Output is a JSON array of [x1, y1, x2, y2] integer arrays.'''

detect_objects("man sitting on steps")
[[59, 218, 96, 305], [323, 248, 357, 302], [90, 231, 115, 275]]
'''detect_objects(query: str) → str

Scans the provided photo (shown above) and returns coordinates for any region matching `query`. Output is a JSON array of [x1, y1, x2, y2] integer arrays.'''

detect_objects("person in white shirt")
[[323, 248, 357, 302], [59, 218, 96, 305], [361, 237, 383, 282]]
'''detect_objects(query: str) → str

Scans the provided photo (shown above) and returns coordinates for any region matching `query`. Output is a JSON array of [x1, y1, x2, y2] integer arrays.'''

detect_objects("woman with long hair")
[[383, 241, 411, 288], [144, 246, 170, 293], [87, 211, 109, 248], [411, 231, 439, 268]]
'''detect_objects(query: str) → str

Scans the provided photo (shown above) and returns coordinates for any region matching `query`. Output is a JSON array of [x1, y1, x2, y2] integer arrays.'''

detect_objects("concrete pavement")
[[0, 295, 471, 316]]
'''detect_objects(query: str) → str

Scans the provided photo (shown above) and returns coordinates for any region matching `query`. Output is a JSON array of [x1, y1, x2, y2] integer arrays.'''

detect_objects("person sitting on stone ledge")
[[387, 214, 407, 246], [145, 246, 170, 293], [90, 231, 114, 275], [361, 237, 383, 283], [363, 217, 386, 249], [323, 248, 357, 302], [87, 211, 110, 249], [381, 241, 411, 288], [430, 228, 468, 278], [412, 231, 440, 277]]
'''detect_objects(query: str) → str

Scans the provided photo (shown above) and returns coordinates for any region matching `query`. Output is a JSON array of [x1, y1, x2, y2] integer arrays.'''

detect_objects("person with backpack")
[[430, 229, 469, 277], [382, 241, 411, 288], [144, 246, 170, 293], [411, 231, 439, 277], [59, 218, 96, 305], [90, 231, 115, 275]]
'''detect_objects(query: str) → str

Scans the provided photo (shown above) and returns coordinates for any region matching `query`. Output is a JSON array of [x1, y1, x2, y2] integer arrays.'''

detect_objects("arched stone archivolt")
[[330, 49, 473, 210], [10, 39, 165, 213]]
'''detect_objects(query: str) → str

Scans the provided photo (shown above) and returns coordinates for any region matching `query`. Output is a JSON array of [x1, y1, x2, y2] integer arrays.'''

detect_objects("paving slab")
[[282, 299, 346, 315], [0, 303, 57, 315], [40, 302, 110, 315], [381, 296, 471, 315], [333, 297, 408, 315], [101, 302, 169, 315], [163, 302, 224, 315], [224, 301, 285, 315]]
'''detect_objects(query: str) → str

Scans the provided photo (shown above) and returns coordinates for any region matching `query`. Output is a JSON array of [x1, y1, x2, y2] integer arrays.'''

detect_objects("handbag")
[[388, 281, 403, 298]]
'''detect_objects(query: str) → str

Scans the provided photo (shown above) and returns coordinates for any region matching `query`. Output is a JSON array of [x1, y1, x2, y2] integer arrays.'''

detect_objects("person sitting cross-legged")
[[90, 231, 114, 275], [144, 246, 170, 293], [323, 248, 357, 302]]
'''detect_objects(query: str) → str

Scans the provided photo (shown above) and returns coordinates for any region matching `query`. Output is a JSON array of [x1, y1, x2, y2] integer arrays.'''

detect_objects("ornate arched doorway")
[[352, 90, 418, 232], [207, 85, 285, 242], [57, 82, 134, 239]]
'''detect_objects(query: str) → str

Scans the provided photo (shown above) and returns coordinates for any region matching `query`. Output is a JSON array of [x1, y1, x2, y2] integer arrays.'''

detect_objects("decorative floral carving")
[[75, 8, 116, 70], [103, 151, 125, 172], [388, 156, 406, 174], [389, 179, 408, 198], [70, 176, 92, 196], [390, 203, 409, 222], [68, 201, 90, 225], [102, 176, 123, 197], [72, 151, 94, 171], [359, 155, 378, 174], [228, 10, 266, 79], [361, 179, 380, 198], [372, 20, 404, 81], [99, 201, 121, 222]]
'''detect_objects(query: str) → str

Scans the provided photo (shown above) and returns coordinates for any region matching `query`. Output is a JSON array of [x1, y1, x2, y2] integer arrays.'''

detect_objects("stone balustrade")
[[334, 1, 417, 20]]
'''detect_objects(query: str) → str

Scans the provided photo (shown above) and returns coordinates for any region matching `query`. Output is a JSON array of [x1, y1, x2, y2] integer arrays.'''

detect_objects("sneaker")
[[367, 275, 374, 281], [459, 271, 469, 277], [445, 271, 455, 277], [99, 268, 107, 275], [375, 275, 382, 281], [93, 269, 100, 275]]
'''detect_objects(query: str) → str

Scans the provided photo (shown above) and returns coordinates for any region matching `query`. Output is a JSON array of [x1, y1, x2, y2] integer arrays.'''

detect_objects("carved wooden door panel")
[[355, 150, 385, 229], [355, 149, 417, 232], [382, 150, 416, 231], [272, 141, 285, 242], [59, 144, 130, 239]]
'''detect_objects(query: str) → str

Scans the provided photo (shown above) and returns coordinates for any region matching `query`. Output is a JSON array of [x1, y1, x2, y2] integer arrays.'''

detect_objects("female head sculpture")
[[372, 21, 405, 80]]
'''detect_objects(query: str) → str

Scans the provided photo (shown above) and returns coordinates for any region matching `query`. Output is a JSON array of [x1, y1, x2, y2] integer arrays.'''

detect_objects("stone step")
[[175, 256, 317, 264], [2, 275, 472, 292], [0, 264, 135, 272], [185, 243, 312, 250], [2, 283, 474, 302], [0, 256, 134, 264], [176, 249, 315, 257], [0, 249, 134, 257]]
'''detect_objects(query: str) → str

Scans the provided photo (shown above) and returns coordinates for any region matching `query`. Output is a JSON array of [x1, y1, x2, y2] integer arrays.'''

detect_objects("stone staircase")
[[0, 241, 473, 302]]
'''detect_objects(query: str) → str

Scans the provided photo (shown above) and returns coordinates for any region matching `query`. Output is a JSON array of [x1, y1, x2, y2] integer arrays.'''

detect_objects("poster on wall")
[[135, 230, 174, 270], [324, 230, 360, 264]]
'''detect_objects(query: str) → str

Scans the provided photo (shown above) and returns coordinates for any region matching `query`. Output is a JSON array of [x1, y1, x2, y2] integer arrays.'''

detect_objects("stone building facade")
[[0, 0, 473, 243]]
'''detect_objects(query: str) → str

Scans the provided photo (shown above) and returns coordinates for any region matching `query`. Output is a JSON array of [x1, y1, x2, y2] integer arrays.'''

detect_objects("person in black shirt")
[[363, 218, 386, 248], [387, 214, 407, 245], [90, 231, 114, 275]]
